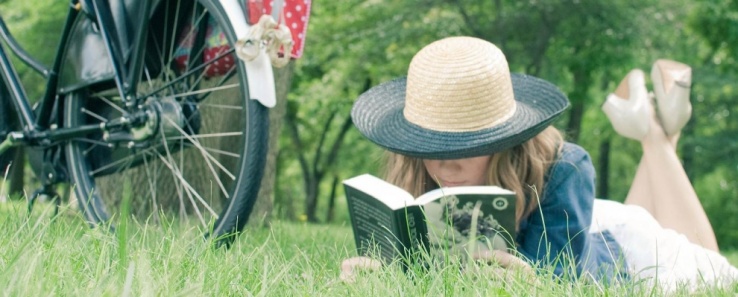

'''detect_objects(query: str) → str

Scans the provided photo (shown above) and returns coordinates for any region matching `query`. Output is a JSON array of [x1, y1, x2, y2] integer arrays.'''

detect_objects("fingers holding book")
[[469, 250, 539, 287], [471, 249, 532, 271], [339, 256, 382, 283]]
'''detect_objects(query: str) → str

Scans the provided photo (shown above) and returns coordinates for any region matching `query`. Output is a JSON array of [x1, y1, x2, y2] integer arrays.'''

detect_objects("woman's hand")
[[470, 250, 538, 285], [472, 249, 532, 271], [339, 256, 382, 282]]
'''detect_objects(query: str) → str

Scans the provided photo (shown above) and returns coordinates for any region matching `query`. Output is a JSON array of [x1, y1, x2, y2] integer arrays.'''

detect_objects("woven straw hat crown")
[[404, 36, 516, 132]]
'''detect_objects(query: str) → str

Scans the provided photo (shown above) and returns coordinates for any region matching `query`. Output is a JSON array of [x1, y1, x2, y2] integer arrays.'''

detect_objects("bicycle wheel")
[[64, 0, 268, 243]]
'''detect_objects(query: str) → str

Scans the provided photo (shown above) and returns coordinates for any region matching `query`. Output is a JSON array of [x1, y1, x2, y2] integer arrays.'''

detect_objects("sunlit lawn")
[[1, 199, 738, 296]]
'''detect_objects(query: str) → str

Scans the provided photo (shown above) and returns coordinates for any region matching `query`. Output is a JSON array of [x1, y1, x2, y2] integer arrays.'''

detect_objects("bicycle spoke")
[[178, 135, 183, 215], [83, 143, 99, 155], [140, 48, 236, 99], [145, 150, 207, 225], [80, 107, 109, 123], [72, 137, 113, 148], [116, 153, 136, 176], [93, 94, 128, 116], [88, 146, 157, 176], [171, 83, 239, 98], [154, 132, 210, 226], [156, 125, 188, 218], [149, 2, 206, 91], [180, 3, 210, 87], [196, 66, 237, 103], [155, 153, 218, 217], [163, 118, 232, 196], [185, 7, 209, 75], [143, 67, 155, 90], [162, 4, 209, 88], [190, 143, 236, 181], [183, 181, 207, 227], [211, 66, 238, 91], [166, 0, 180, 79], [186, 54, 211, 93], [197, 103, 243, 110], [141, 151, 161, 222], [184, 30, 239, 95], [165, 131, 243, 140], [186, 144, 240, 158]]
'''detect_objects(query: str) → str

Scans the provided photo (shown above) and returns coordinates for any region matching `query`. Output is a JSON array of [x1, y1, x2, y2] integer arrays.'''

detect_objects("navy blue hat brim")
[[351, 74, 570, 159]]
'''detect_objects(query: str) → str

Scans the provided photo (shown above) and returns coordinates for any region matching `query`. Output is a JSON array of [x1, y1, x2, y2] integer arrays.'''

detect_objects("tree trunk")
[[566, 69, 589, 143], [305, 174, 320, 222], [566, 100, 585, 143], [325, 175, 338, 222], [597, 139, 610, 199], [249, 61, 295, 227]]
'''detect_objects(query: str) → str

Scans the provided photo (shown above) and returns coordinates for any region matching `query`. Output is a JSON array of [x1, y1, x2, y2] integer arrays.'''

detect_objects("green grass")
[[1, 201, 738, 296]]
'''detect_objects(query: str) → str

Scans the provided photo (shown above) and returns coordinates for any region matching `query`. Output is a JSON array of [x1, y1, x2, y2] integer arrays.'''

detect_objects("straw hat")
[[351, 36, 570, 159]]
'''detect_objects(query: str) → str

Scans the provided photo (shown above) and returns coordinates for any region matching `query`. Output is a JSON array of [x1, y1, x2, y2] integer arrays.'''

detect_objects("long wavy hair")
[[382, 126, 564, 229]]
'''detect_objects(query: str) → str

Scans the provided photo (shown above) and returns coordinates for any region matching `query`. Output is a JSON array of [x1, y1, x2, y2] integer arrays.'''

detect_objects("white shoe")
[[602, 69, 652, 141], [651, 59, 692, 136]]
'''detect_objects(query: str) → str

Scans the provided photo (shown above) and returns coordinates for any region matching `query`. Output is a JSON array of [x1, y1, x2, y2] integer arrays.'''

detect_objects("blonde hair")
[[382, 126, 564, 228]]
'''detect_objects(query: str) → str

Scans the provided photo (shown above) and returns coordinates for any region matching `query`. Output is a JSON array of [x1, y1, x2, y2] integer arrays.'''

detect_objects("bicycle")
[[0, 0, 284, 244]]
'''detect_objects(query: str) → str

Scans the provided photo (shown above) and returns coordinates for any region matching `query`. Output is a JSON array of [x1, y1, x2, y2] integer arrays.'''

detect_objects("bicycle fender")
[[57, 16, 115, 94], [57, 0, 152, 94], [220, 0, 277, 109]]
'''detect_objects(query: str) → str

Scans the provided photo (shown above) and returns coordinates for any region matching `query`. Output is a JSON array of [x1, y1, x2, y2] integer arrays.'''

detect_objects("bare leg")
[[623, 157, 654, 212], [623, 131, 679, 213], [605, 65, 716, 250], [637, 116, 718, 251]]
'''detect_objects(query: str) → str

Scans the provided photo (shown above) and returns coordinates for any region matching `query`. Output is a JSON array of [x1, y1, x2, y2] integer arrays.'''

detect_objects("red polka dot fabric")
[[248, 0, 312, 58], [173, 17, 235, 78], [202, 20, 234, 77], [173, 1, 311, 78]]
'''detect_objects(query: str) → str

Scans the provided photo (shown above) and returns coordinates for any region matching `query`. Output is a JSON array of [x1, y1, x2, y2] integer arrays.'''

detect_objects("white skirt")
[[590, 199, 738, 291]]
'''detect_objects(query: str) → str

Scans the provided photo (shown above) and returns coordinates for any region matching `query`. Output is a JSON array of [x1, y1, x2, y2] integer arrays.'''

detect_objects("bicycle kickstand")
[[28, 185, 61, 217]]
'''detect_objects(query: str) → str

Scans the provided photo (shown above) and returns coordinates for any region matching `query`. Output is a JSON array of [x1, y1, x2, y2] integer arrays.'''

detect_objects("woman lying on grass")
[[342, 36, 738, 291]]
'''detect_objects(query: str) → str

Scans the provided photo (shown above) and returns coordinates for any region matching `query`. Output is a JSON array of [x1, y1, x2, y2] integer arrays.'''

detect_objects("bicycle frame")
[[1, 0, 276, 150], [0, 0, 158, 148]]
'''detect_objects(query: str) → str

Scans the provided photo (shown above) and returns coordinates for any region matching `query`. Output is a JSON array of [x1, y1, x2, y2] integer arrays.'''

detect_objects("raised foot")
[[651, 59, 692, 137]]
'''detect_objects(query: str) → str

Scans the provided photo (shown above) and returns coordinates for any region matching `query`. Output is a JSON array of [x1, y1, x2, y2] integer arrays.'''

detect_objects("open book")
[[343, 174, 516, 266]]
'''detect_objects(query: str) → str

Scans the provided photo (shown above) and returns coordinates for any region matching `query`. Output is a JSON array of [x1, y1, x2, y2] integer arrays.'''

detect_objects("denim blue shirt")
[[516, 142, 624, 281]]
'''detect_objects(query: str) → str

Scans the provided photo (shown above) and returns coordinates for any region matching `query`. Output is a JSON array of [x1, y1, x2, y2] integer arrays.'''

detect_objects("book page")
[[421, 192, 517, 262], [343, 174, 414, 210], [415, 186, 514, 205]]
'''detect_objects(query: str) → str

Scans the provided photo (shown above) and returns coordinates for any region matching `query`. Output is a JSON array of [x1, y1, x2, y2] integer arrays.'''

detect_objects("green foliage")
[[682, 0, 738, 248], [688, 0, 738, 68], [0, 0, 67, 101]]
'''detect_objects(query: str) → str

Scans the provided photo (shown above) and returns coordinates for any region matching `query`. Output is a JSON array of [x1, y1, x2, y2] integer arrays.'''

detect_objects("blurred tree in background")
[[685, 0, 738, 247], [3, 0, 738, 247], [279, 0, 738, 248]]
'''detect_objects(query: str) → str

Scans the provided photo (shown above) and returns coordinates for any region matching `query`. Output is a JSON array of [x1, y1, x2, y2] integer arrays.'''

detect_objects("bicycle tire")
[[63, 0, 268, 244]]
